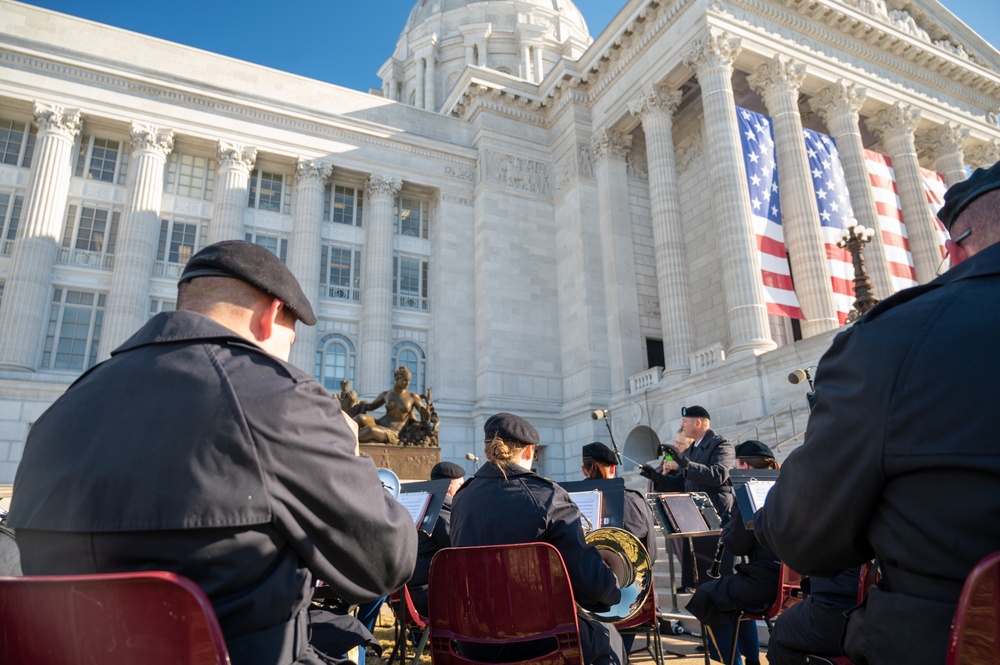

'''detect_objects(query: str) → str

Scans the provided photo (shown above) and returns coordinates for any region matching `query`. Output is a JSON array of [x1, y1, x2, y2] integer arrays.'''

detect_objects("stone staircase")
[[722, 394, 814, 463]]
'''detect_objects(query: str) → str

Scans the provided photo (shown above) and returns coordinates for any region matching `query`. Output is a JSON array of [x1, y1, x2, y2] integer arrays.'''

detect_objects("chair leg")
[[409, 627, 430, 665], [650, 621, 665, 665], [728, 615, 744, 665]]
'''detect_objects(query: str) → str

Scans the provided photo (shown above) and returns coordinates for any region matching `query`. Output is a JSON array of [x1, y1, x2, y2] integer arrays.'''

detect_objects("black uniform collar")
[[111, 310, 259, 357]]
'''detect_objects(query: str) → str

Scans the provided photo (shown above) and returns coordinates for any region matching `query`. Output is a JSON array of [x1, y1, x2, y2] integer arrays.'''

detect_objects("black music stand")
[[559, 477, 627, 529], [648, 492, 722, 612], [397, 478, 452, 535]]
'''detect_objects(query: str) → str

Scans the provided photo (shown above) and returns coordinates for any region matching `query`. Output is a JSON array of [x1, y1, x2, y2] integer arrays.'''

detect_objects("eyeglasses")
[[937, 227, 973, 275]]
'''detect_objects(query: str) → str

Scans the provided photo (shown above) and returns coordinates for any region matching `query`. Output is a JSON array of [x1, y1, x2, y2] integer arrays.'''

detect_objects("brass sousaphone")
[[579, 516, 653, 623]]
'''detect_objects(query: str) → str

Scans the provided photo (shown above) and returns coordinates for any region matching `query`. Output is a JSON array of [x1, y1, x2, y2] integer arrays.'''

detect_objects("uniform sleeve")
[[721, 503, 754, 556], [624, 490, 658, 564], [647, 468, 684, 493], [753, 325, 887, 576], [241, 369, 418, 604], [684, 439, 734, 489]]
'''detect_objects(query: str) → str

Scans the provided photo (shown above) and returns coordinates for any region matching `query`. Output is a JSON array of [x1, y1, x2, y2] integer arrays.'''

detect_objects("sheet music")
[[398, 491, 431, 527], [568, 490, 602, 531], [746, 480, 776, 512]]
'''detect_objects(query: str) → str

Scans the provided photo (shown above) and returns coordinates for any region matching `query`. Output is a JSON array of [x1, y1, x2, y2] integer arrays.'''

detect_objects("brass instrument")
[[578, 518, 653, 623], [377, 467, 401, 499]]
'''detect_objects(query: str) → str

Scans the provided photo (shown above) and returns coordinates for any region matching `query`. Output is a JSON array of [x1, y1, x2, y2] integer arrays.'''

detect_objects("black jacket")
[[754, 241, 1000, 665], [645, 429, 735, 521], [9, 311, 417, 665]]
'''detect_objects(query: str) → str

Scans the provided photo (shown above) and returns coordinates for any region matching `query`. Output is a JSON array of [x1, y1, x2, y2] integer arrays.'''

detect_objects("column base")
[[0, 362, 36, 372], [727, 338, 778, 358]]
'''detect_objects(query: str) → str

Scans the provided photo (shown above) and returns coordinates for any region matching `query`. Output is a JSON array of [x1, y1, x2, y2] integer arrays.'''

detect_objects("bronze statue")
[[350, 367, 439, 446]]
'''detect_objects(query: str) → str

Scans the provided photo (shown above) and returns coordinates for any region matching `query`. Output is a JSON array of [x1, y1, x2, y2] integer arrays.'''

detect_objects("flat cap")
[[937, 160, 1000, 231], [582, 441, 617, 466], [180, 240, 316, 326], [430, 461, 465, 480], [681, 405, 711, 419], [735, 440, 775, 459], [483, 412, 539, 446]]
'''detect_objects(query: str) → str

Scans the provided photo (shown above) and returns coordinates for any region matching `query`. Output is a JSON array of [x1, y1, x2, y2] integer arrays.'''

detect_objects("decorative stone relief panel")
[[482, 149, 552, 197]]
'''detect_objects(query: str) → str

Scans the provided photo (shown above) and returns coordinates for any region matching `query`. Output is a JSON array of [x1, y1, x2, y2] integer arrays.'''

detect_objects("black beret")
[[582, 441, 617, 465], [681, 405, 711, 419], [483, 412, 539, 446], [179, 240, 316, 326], [735, 440, 775, 459], [430, 461, 465, 480], [937, 160, 1000, 231]]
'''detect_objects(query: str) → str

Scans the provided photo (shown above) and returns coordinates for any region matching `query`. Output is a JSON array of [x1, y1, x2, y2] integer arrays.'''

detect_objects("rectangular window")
[[75, 135, 129, 185], [326, 185, 364, 226], [0, 117, 35, 167], [320, 244, 362, 301], [63, 205, 120, 254], [41, 288, 106, 372], [0, 191, 24, 256], [392, 254, 429, 310], [164, 152, 215, 200], [245, 230, 288, 263], [157, 218, 201, 265], [395, 197, 428, 238], [149, 298, 175, 318], [248, 169, 290, 214]]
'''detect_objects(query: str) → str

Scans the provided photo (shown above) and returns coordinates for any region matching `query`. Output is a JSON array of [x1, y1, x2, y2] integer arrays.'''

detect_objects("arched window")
[[316, 333, 356, 393], [392, 341, 426, 395]]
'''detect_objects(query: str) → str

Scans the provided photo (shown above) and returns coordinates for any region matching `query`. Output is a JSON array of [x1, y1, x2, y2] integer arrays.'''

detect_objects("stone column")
[[919, 122, 969, 187], [811, 81, 894, 300], [358, 174, 401, 398], [287, 159, 331, 373], [867, 104, 939, 284], [749, 56, 838, 337], [521, 45, 531, 81], [424, 51, 437, 112], [966, 139, 1000, 170], [0, 103, 82, 371], [100, 124, 175, 359], [683, 30, 775, 356], [533, 45, 543, 83], [208, 141, 256, 245], [416, 57, 426, 110], [592, 128, 644, 396], [628, 85, 694, 378]]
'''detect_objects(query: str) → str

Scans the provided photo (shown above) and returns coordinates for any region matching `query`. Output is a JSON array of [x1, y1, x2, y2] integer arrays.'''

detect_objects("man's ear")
[[945, 238, 970, 267], [252, 297, 284, 342]]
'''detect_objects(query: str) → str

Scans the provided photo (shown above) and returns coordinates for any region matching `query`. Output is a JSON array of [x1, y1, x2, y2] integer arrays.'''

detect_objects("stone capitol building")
[[0, 0, 997, 483]]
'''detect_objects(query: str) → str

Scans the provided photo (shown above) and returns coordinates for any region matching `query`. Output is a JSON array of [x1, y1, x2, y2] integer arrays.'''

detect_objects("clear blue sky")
[[16, 0, 1000, 94]]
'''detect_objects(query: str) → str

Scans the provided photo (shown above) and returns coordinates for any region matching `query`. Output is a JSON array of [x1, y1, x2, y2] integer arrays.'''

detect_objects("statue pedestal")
[[360, 444, 440, 481]]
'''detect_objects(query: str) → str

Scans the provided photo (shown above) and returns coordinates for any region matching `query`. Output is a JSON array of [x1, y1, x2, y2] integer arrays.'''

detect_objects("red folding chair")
[[427, 542, 584, 665], [947, 550, 1000, 665], [386, 584, 430, 665], [615, 579, 664, 665], [0, 571, 230, 665]]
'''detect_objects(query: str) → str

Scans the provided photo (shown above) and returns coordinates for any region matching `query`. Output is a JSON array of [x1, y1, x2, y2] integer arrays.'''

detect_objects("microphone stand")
[[601, 415, 623, 469]]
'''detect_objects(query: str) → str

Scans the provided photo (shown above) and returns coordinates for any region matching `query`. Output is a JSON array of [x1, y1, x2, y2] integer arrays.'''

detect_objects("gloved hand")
[[639, 464, 658, 480], [663, 445, 688, 468]]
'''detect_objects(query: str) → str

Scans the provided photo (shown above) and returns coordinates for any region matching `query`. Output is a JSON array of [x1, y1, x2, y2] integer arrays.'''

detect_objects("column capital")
[[683, 29, 741, 75], [966, 138, 1000, 169], [295, 159, 332, 187], [628, 85, 682, 123], [809, 80, 867, 124], [32, 102, 82, 138], [591, 128, 632, 162], [216, 141, 257, 173], [747, 55, 806, 105], [129, 123, 174, 157], [866, 103, 921, 143], [365, 174, 402, 203], [917, 122, 969, 161]]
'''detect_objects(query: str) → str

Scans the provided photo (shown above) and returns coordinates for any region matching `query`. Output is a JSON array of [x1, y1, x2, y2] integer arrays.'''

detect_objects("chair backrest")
[[391, 583, 428, 629], [0, 571, 230, 665], [766, 563, 804, 619], [947, 550, 1000, 665], [427, 542, 584, 665]]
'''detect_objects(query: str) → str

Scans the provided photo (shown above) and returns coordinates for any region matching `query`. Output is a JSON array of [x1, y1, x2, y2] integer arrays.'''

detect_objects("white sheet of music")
[[568, 490, 602, 531], [747, 480, 776, 512], [398, 491, 431, 527]]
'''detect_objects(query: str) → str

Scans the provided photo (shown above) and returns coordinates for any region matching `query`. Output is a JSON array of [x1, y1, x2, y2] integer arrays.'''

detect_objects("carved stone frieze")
[[578, 144, 595, 180], [32, 102, 82, 138], [216, 141, 257, 172], [676, 129, 705, 174], [591, 128, 632, 162], [482, 150, 551, 196], [444, 165, 475, 181], [129, 123, 174, 157]]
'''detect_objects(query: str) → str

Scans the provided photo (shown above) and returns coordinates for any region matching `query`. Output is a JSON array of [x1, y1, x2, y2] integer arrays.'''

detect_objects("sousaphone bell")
[[377, 468, 401, 499], [580, 523, 652, 623]]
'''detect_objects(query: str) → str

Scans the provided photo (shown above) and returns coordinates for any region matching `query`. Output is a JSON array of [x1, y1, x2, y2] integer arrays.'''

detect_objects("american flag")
[[920, 167, 951, 261], [864, 150, 919, 291], [737, 107, 803, 319], [803, 128, 856, 324]]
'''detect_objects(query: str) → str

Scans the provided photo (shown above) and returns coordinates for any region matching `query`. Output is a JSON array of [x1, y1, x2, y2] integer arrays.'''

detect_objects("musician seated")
[[407, 460, 465, 616], [686, 440, 781, 665], [451, 413, 626, 665]]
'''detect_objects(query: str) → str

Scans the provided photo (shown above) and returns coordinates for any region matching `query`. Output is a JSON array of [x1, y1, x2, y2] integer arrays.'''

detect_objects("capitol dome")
[[379, 0, 593, 111]]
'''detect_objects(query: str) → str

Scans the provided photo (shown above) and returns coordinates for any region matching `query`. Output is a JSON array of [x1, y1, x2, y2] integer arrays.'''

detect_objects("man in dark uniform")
[[754, 160, 1000, 665], [640, 405, 735, 586], [451, 413, 625, 665], [407, 460, 465, 616], [8, 240, 418, 665]]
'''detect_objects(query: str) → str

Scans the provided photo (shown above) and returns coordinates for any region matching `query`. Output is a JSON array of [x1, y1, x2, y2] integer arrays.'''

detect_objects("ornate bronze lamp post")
[[837, 219, 880, 322]]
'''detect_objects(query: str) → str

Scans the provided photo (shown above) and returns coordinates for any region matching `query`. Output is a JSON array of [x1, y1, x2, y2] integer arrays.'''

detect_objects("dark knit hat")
[[483, 412, 540, 446], [735, 440, 775, 459], [430, 461, 465, 480], [681, 405, 711, 419], [180, 240, 316, 325], [937, 160, 1000, 231], [582, 441, 617, 465]]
